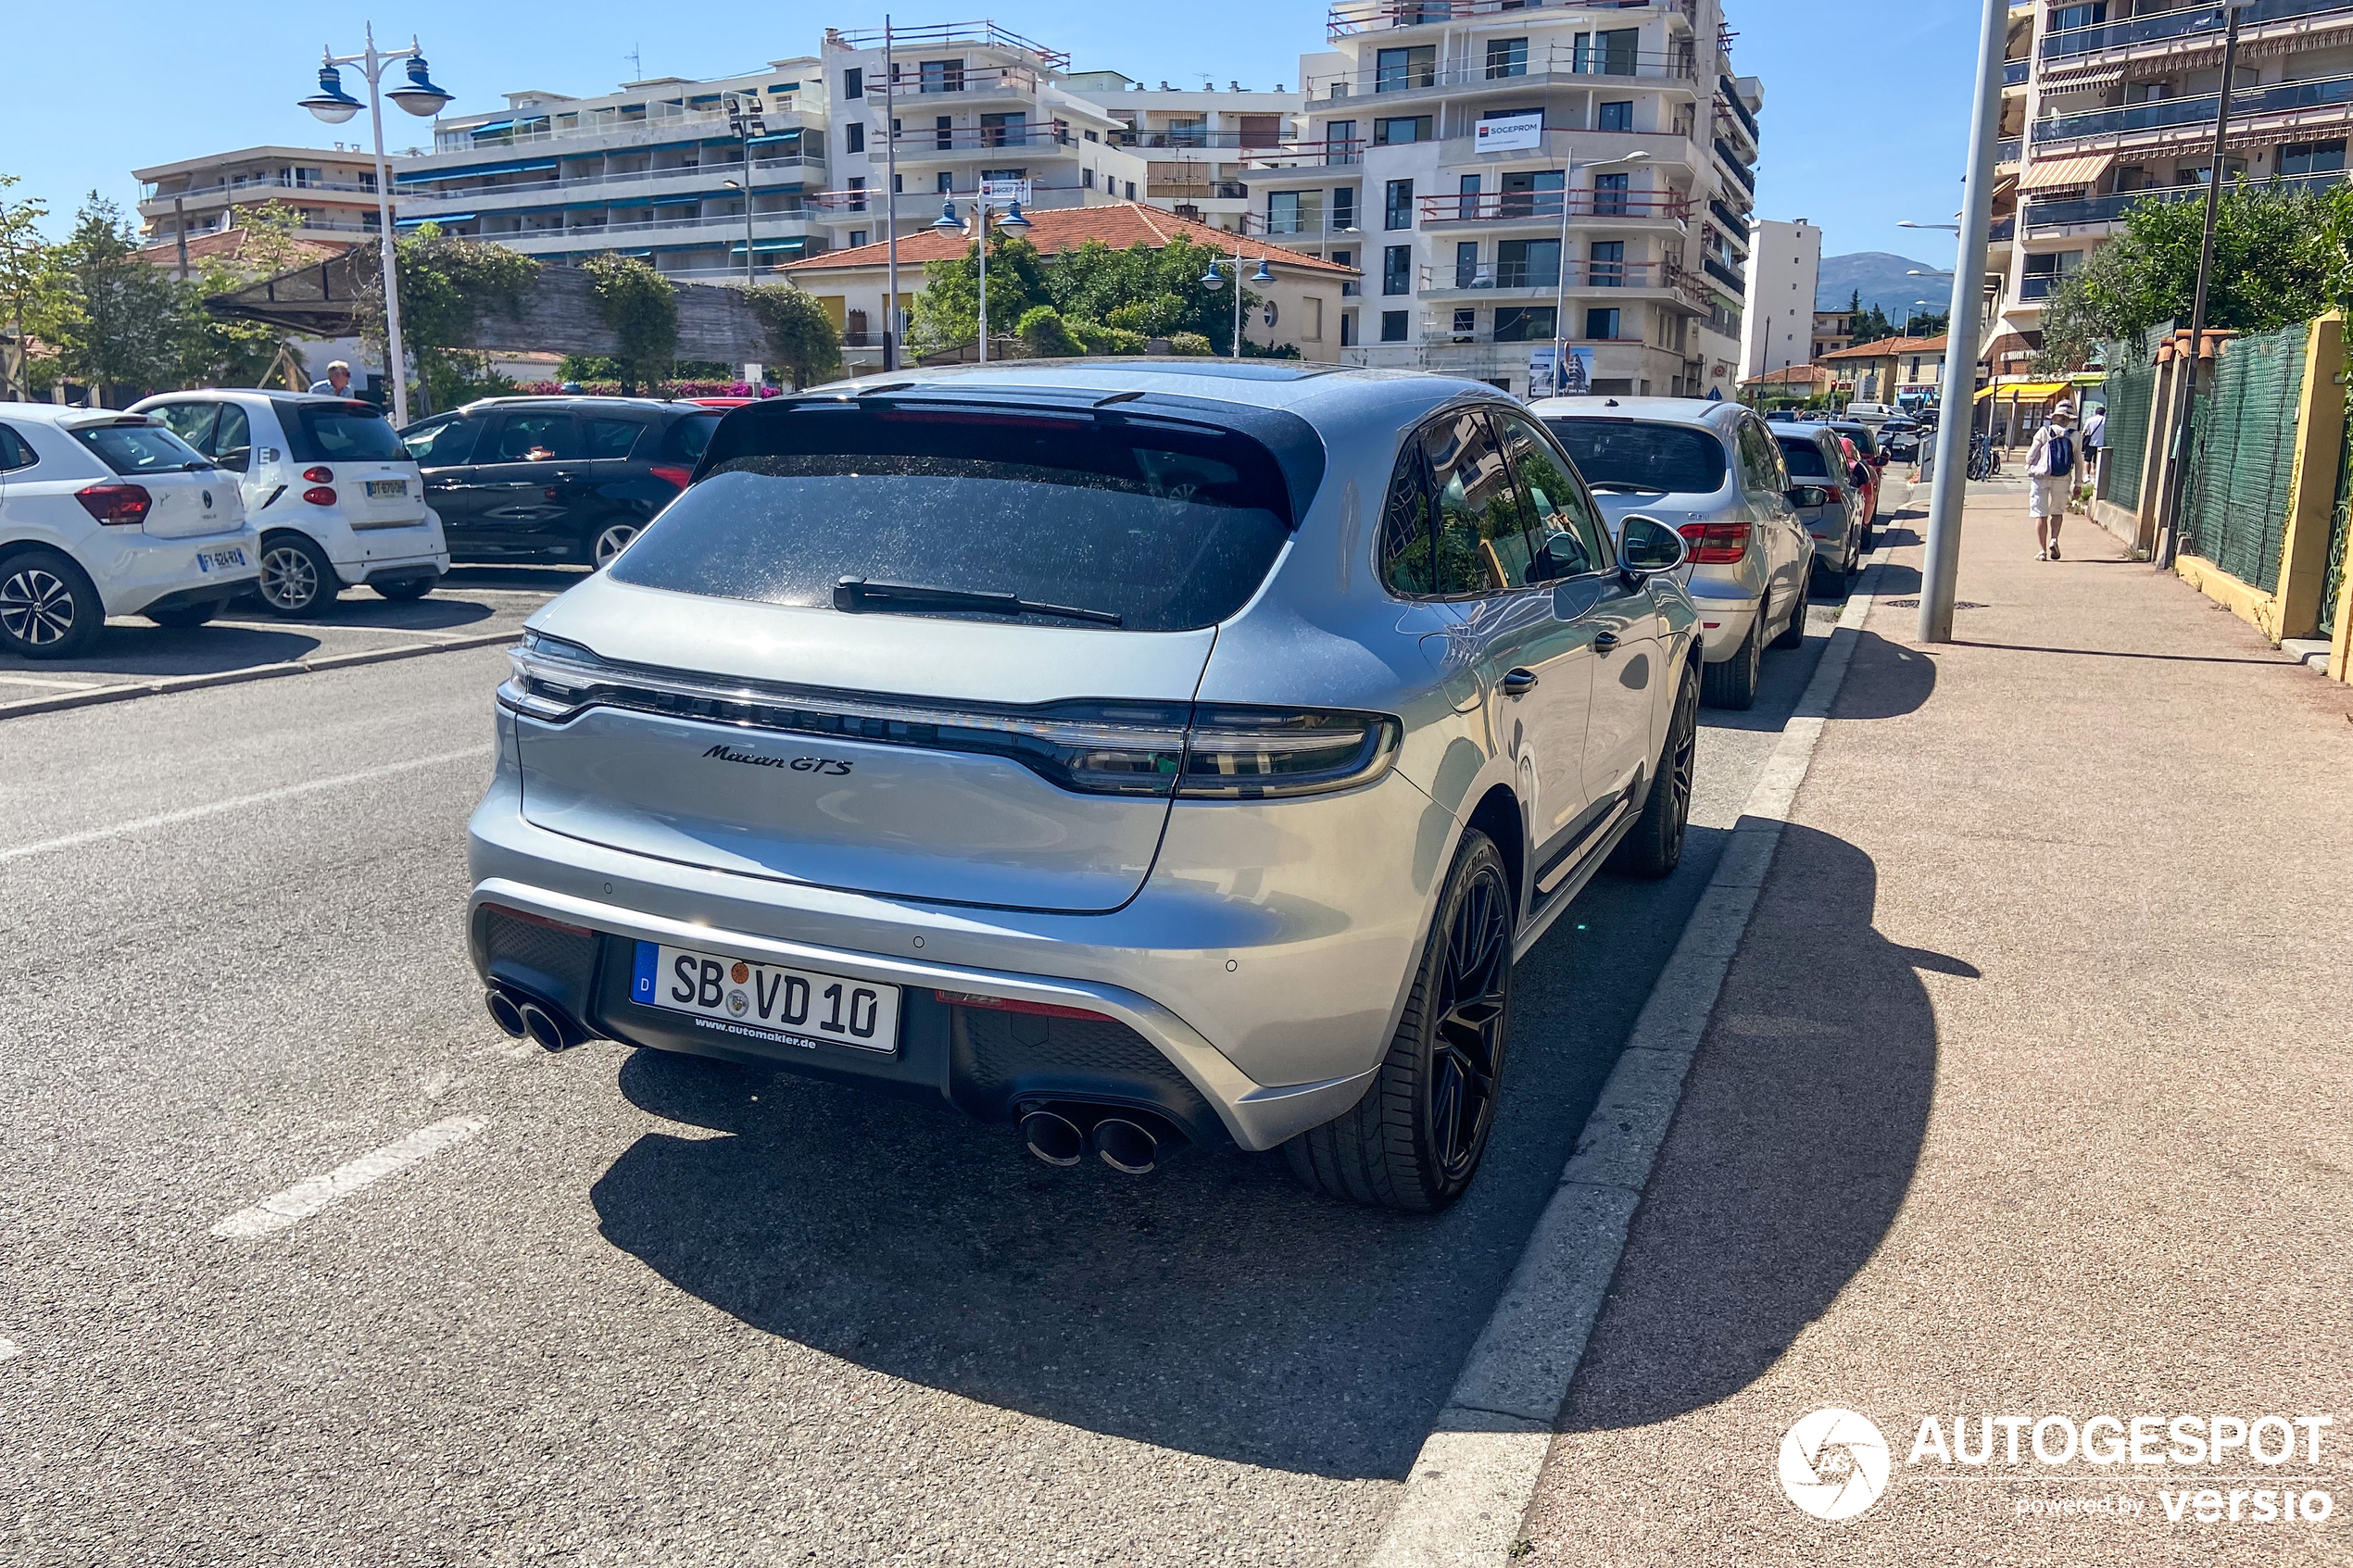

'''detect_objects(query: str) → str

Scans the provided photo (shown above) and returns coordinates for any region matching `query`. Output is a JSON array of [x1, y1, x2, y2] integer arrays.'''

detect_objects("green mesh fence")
[[2097, 343, 2156, 510], [2322, 398, 2351, 638], [2181, 321, 2305, 595]]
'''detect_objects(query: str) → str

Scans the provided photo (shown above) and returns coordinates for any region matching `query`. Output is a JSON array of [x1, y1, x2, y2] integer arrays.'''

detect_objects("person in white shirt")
[[2026, 403, 2084, 560], [308, 360, 352, 395]]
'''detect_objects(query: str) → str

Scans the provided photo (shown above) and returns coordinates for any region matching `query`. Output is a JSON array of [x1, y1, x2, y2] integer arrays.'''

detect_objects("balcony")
[[2004, 59, 2031, 87], [2021, 170, 2347, 228], [1713, 139, 1756, 194], [1996, 136, 2022, 164], [141, 172, 379, 206], [1702, 255, 1744, 293], [397, 154, 825, 207], [1418, 191, 1691, 225], [1434, 127, 1700, 169], [1244, 139, 1366, 172], [873, 64, 1044, 101], [887, 124, 1077, 158], [433, 99, 811, 154], [1327, 0, 1693, 36], [825, 19, 1072, 70], [1306, 43, 1695, 101], [1718, 76, 1760, 143], [1989, 216, 2016, 240], [2042, 0, 2353, 60], [805, 183, 1095, 220], [1708, 195, 1750, 235], [2017, 273, 2060, 300], [2035, 70, 2353, 145], [1419, 258, 1701, 302]]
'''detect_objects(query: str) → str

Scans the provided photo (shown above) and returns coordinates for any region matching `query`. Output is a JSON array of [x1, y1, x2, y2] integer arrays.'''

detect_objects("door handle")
[[1593, 629, 1620, 649], [1501, 668, 1539, 696]]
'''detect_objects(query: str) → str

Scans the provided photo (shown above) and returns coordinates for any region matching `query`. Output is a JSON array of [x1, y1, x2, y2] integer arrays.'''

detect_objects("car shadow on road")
[[302, 594, 501, 631], [1558, 822, 1967, 1433], [6, 622, 324, 678], [585, 840, 1738, 1481]]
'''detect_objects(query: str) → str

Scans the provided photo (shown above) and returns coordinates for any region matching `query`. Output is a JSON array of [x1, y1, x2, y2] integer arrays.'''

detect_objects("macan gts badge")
[[466, 364, 1704, 1210]]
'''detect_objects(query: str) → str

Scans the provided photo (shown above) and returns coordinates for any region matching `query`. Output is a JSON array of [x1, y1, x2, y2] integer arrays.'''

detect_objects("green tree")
[[1015, 303, 1082, 357], [0, 175, 68, 399], [584, 253, 678, 394], [1040, 235, 1262, 354], [354, 223, 538, 414], [741, 281, 843, 388], [905, 230, 1052, 356], [52, 194, 185, 402]]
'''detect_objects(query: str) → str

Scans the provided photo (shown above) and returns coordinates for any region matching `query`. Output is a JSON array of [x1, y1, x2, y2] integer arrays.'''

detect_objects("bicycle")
[[1967, 433, 2000, 481]]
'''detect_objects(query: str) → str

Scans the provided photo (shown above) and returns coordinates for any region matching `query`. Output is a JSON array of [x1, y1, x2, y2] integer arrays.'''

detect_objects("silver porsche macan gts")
[[467, 362, 1702, 1210]]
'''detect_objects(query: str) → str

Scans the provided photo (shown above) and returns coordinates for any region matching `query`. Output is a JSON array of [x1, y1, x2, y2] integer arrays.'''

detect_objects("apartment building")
[[1737, 216, 1819, 381], [1812, 307, 1854, 358], [135, 146, 397, 248], [1999, 0, 2353, 368], [1252, 0, 1758, 396], [389, 59, 830, 280], [1086, 77, 1307, 232]]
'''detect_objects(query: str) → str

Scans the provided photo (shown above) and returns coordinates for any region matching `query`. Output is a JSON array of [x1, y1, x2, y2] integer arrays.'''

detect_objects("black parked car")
[[397, 396, 722, 567]]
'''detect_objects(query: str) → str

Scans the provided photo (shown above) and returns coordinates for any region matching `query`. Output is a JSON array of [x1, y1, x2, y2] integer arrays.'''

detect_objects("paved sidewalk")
[[1518, 492, 2353, 1562]]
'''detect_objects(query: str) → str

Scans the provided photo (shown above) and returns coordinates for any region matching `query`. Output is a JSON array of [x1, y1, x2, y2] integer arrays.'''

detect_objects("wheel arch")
[[1463, 783, 1527, 922]]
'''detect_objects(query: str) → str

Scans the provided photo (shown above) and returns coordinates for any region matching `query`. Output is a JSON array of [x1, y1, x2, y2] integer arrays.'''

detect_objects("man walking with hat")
[[2027, 401, 2083, 560]]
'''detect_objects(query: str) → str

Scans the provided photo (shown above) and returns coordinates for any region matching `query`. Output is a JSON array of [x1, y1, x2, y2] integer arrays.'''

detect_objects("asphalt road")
[[0, 506, 1894, 1564]]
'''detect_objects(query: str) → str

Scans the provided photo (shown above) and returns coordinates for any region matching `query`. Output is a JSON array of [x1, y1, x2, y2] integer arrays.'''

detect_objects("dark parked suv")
[[398, 397, 722, 567]]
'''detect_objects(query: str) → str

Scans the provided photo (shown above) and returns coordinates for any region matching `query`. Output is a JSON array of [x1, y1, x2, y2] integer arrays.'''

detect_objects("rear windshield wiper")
[[1587, 481, 1665, 494], [833, 577, 1124, 627]]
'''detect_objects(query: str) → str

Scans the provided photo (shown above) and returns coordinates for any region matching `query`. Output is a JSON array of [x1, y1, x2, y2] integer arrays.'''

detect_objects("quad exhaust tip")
[[1020, 1110, 1086, 1168], [484, 989, 526, 1039], [518, 1002, 571, 1052], [485, 985, 585, 1051], [1092, 1117, 1158, 1175]]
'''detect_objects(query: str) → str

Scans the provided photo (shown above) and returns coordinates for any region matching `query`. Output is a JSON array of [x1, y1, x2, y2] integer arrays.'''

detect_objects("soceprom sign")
[[1475, 113, 1544, 153]]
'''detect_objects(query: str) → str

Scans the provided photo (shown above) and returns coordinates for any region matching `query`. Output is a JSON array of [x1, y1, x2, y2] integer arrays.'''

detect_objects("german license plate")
[[366, 479, 408, 498], [633, 941, 900, 1055], [194, 546, 248, 573]]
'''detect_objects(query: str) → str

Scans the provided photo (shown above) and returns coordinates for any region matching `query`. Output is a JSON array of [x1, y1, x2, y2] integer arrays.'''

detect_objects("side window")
[[0, 422, 38, 471], [213, 404, 253, 470], [661, 412, 722, 463], [1378, 440, 1438, 597], [1738, 420, 1785, 496], [484, 412, 579, 464], [584, 417, 650, 458], [149, 402, 219, 453], [402, 414, 482, 467], [1423, 409, 1535, 596], [1494, 412, 1608, 580]]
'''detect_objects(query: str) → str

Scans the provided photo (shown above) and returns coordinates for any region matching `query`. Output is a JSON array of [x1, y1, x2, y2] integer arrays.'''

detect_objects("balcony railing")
[[2043, 0, 2353, 59], [399, 155, 826, 206], [497, 210, 819, 238], [1421, 329, 1652, 348], [806, 183, 1092, 216], [1418, 191, 1691, 223], [2004, 59, 2031, 86], [2021, 169, 2347, 228], [2017, 273, 2061, 300], [1244, 139, 1365, 169], [1307, 43, 1693, 99], [1111, 129, 1267, 150], [1996, 136, 2022, 164], [1702, 255, 1744, 292], [1708, 195, 1749, 235], [875, 64, 1043, 99], [887, 124, 1076, 154], [2035, 69, 2353, 144], [1327, 0, 1686, 35], [825, 20, 1072, 70], [1421, 258, 1687, 293], [143, 173, 380, 204], [1989, 216, 2016, 240], [1714, 139, 1756, 193], [1718, 76, 1760, 143]]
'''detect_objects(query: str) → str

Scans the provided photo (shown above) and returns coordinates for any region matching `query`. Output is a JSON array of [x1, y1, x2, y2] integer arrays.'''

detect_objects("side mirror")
[[1850, 463, 1871, 487], [1786, 485, 1830, 509], [1618, 512, 1687, 579], [217, 445, 251, 473]]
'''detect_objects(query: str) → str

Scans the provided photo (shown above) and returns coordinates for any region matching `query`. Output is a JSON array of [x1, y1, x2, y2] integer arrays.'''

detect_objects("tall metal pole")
[[977, 203, 988, 364], [1917, 0, 2008, 644], [2158, 2, 2243, 571], [1551, 161, 1572, 397], [1232, 234, 1244, 359], [738, 167, 756, 286], [884, 16, 900, 370]]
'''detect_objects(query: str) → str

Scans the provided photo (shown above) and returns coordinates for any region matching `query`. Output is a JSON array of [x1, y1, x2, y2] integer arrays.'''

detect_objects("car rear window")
[[610, 404, 1294, 632], [1777, 439, 1831, 479], [661, 412, 722, 463], [72, 421, 208, 474], [400, 414, 482, 467], [293, 402, 405, 462], [1544, 418, 1726, 495]]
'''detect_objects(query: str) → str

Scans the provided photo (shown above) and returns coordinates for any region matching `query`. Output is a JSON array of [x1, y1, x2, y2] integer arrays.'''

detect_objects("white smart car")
[[0, 403, 259, 659], [130, 391, 449, 616]]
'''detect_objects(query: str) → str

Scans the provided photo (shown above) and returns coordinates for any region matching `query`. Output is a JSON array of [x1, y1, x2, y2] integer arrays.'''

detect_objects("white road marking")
[[0, 745, 491, 867], [210, 1115, 488, 1238], [0, 673, 107, 690], [208, 620, 473, 640]]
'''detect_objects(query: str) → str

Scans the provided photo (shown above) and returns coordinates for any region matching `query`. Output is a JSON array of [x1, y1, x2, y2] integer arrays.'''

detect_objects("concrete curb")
[[0, 631, 521, 723], [1365, 540, 1897, 1568]]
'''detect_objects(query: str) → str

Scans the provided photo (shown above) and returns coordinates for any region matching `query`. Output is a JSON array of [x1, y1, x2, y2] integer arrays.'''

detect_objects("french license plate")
[[633, 940, 900, 1055], [194, 546, 248, 573], [366, 479, 408, 498]]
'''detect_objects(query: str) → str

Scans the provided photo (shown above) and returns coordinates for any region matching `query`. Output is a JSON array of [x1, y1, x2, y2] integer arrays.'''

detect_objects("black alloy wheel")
[[1428, 859, 1512, 1185]]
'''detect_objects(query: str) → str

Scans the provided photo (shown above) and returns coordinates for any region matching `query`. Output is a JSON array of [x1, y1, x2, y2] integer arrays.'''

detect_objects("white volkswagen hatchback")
[[0, 404, 258, 659], [130, 391, 448, 616]]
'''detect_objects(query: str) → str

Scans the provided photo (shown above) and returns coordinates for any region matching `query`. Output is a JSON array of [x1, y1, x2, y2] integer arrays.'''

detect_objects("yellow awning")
[[2019, 153, 2114, 192], [1973, 380, 2073, 402]]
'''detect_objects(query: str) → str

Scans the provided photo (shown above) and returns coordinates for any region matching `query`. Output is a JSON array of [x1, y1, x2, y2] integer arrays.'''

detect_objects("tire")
[[0, 548, 103, 659], [1770, 583, 1806, 648], [586, 519, 640, 569], [255, 533, 338, 618], [1608, 660, 1698, 879], [146, 603, 219, 630], [1701, 614, 1760, 709], [373, 576, 436, 602], [1286, 830, 1514, 1212]]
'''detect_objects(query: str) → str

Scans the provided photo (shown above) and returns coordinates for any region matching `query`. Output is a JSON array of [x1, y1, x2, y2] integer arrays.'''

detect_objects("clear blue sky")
[[3, 0, 1975, 267]]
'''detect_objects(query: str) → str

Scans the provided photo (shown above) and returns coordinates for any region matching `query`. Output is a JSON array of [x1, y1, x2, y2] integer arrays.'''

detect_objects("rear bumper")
[[83, 525, 261, 618]]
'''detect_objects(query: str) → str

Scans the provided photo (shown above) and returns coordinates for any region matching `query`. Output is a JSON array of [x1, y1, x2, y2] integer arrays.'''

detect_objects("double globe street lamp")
[[298, 25, 453, 426], [931, 194, 1030, 364], [1200, 243, 1275, 361]]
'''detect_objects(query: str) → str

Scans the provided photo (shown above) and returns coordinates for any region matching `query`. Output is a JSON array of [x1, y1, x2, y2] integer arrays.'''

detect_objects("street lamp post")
[[298, 23, 452, 428], [1548, 151, 1647, 398], [1199, 236, 1274, 359], [724, 180, 756, 286], [884, 15, 900, 370], [724, 89, 771, 287], [932, 194, 1030, 362]]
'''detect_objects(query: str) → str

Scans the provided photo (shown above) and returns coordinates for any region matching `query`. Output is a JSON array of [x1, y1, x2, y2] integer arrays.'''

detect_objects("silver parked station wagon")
[[467, 363, 1703, 1210]]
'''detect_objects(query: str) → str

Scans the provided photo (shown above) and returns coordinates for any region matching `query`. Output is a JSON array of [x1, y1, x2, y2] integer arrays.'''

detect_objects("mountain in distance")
[[1817, 252, 1948, 320]]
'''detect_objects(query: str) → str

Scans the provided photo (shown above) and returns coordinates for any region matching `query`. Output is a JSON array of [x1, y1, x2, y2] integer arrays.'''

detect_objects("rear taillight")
[[303, 466, 334, 483], [933, 990, 1116, 1023], [76, 483, 152, 526], [302, 485, 338, 507], [496, 632, 1402, 801], [648, 464, 693, 488], [1678, 521, 1750, 564]]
